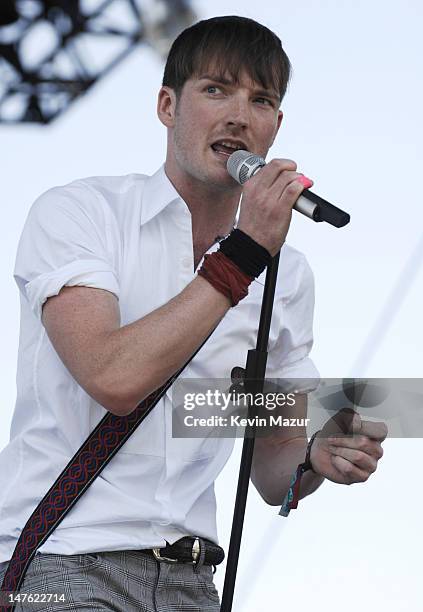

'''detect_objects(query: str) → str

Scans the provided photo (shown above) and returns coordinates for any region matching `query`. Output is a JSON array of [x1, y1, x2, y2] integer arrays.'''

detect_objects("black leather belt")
[[146, 537, 225, 566]]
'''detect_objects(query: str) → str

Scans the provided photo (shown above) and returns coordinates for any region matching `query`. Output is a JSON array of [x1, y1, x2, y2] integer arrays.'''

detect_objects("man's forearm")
[[97, 276, 232, 415], [251, 436, 325, 506]]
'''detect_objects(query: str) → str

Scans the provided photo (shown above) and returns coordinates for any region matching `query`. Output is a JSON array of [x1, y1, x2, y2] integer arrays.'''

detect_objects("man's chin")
[[204, 150, 237, 185], [204, 168, 239, 192]]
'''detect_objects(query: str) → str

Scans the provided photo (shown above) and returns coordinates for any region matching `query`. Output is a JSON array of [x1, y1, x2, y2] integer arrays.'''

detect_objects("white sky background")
[[1, 0, 422, 610]]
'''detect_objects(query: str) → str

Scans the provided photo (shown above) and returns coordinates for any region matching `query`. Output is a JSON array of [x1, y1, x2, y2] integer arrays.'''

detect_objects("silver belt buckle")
[[152, 536, 201, 565], [191, 537, 200, 564], [152, 548, 179, 563]]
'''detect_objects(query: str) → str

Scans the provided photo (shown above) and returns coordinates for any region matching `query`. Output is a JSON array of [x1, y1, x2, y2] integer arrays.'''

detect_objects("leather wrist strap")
[[219, 228, 271, 278], [197, 229, 272, 307], [302, 429, 320, 473]]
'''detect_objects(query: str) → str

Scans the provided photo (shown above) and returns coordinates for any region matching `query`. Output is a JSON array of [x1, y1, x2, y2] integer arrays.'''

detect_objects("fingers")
[[322, 408, 388, 442], [270, 173, 313, 204], [327, 434, 384, 460], [269, 169, 303, 194], [328, 445, 378, 474], [250, 158, 313, 195], [359, 419, 388, 442], [254, 158, 298, 189], [330, 455, 371, 484], [237, 157, 313, 255], [265, 159, 314, 197], [322, 407, 361, 437]]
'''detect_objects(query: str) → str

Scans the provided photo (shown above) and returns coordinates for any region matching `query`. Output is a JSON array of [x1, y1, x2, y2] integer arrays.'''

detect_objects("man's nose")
[[225, 96, 251, 129]]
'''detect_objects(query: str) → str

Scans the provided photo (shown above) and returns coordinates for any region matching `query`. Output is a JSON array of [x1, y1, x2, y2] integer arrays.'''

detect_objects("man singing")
[[0, 15, 386, 611]]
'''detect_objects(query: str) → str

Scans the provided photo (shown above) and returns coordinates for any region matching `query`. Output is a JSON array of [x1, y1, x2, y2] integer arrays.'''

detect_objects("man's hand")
[[309, 408, 388, 485], [237, 158, 313, 256]]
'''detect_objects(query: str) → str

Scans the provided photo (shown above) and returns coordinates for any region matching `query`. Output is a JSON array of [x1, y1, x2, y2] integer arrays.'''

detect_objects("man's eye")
[[255, 97, 272, 106], [206, 85, 221, 94]]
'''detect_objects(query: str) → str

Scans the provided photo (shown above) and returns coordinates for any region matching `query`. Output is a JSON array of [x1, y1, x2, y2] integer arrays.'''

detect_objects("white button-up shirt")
[[0, 164, 319, 568]]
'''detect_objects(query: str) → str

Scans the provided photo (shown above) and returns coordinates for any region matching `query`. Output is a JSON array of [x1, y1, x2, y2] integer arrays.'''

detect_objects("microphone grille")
[[226, 149, 250, 178], [227, 150, 265, 185], [238, 163, 250, 184]]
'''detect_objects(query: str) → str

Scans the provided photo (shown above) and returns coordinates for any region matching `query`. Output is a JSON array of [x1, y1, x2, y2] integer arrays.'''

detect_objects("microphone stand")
[[220, 251, 281, 612]]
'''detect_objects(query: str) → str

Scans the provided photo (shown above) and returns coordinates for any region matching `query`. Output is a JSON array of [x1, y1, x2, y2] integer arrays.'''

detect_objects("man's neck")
[[164, 163, 241, 248]]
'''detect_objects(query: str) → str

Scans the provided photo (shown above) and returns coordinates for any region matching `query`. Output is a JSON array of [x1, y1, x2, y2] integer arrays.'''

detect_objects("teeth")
[[215, 141, 243, 150]]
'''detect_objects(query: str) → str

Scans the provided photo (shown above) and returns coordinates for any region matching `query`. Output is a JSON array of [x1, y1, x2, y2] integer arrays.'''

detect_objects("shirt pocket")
[[118, 400, 166, 457], [166, 390, 223, 461]]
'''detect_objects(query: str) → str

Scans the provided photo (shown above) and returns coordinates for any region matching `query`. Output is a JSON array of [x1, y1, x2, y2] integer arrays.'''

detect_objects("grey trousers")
[[0, 549, 221, 611]]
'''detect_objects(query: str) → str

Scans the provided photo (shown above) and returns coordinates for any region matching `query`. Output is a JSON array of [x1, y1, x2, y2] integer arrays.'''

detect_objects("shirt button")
[[181, 256, 192, 269]]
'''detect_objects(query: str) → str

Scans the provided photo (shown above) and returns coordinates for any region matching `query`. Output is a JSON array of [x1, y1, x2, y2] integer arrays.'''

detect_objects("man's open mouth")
[[211, 140, 247, 158]]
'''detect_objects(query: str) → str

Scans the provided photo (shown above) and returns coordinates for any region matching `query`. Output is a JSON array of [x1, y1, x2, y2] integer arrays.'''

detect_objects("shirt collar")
[[140, 164, 182, 226]]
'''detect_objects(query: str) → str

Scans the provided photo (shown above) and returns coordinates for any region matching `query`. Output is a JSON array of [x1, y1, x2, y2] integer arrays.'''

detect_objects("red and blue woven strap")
[[0, 326, 217, 612], [0, 382, 167, 610]]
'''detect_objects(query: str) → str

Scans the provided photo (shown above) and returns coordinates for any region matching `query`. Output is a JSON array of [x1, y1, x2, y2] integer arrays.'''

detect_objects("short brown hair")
[[162, 16, 292, 103]]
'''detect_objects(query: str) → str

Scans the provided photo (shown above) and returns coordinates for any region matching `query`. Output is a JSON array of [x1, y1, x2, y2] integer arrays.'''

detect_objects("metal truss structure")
[[0, 0, 195, 123]]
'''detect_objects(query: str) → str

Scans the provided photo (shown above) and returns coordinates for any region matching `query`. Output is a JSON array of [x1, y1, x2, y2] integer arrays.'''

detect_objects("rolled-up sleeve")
[[13, 182, 120, 321], [269, 254, 320, 393]]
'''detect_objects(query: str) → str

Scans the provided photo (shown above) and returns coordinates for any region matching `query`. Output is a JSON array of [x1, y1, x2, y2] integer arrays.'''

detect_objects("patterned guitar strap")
[[0, 327, 217, 611]]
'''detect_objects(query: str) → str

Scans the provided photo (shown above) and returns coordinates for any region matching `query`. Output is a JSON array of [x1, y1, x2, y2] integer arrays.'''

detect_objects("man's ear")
[[269, 110, 283, 147], [157, 86, 178, 128]]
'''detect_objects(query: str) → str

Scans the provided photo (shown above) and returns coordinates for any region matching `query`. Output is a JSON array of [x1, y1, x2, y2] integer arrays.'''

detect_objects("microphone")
[[227, 150, 350, 228]]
